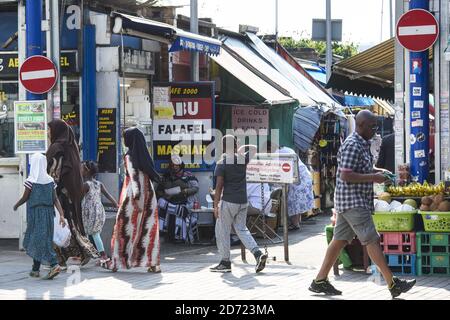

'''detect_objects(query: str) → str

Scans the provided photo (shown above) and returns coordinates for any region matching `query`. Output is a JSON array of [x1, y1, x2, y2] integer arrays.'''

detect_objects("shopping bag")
[[53, 215, 71, 248]]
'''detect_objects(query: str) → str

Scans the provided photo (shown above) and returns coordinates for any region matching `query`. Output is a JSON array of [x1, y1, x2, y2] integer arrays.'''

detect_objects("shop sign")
[[231, 106, 269, 134], [152, 82, 214, 172], [97, 108, 117, 173], [14, 100, 47, 153], [0, 51, 78, 77], [121, 48, 155, 75]]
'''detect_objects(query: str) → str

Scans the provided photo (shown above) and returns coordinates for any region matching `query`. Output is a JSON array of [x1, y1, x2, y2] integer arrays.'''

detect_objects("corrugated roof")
[[210, 48, 297, 105], [333, 38, 395, 84], [332, 37, 433, 85]]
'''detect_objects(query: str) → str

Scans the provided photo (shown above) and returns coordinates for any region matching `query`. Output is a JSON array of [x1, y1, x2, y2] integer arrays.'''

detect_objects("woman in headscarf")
[[106, 127, 161, 273], [156, 154, 199, 242], [276, 146, 315, 230], [46, 120, 98, 268]]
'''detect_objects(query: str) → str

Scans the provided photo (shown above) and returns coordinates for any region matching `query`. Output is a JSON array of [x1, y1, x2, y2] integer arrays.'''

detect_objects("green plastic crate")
[[372, 211, 416, 232], [416, 232, 450, 254], [419, 212, 450, 232], [417, 253, 450, 276]]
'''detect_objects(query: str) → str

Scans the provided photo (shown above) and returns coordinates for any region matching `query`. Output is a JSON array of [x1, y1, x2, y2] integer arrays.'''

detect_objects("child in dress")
[[81, 161, 118, 266], [13, 153, 66, 280]]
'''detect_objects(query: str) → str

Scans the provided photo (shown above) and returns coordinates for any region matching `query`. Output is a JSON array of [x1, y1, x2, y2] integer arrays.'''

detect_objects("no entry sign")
[[19, 55, 58, 94], [396, 9, 439, 52]]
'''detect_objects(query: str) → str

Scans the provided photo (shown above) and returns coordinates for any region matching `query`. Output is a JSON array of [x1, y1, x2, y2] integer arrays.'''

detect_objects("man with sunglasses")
[[309, 110, 416, 298]]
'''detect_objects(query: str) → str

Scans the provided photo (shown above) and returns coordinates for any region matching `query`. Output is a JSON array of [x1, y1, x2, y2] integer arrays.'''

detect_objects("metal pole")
[[190, 0, 199, 82], [389, 0, 393, 38], [282, 184, 289, 262], [438, 0, 450, 181], [26, 0, 43, 100], [50, 0, 61, 119], [381, 0, 384, 42], [275, 0, 278, 42], [325, 0, 332, 82], [394, 0, 405, 175], [433, 3, 441, 184], [409, 0, 430, 183], [18, 0, 27, 251]]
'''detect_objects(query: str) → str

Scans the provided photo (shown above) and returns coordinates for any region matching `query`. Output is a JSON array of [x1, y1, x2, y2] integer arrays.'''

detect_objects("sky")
[[177, 0, 395, 52]]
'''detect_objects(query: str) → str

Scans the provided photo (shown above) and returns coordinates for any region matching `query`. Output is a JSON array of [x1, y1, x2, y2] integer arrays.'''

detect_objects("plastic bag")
[[53, 215, 71, 248]]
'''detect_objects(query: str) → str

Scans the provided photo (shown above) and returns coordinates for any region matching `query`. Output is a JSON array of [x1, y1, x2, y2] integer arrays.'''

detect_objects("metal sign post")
[[246, 153, 299, 263]]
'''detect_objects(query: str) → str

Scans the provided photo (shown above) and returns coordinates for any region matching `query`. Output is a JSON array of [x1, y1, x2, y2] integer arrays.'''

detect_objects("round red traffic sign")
[[19, 55, 58, 94], [282, 163, 291, 173], [396, 9, 439, 52]]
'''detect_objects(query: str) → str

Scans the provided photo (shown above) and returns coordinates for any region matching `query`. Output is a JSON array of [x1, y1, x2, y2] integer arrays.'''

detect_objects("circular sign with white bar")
[[19, 55, 58, 94], [396, 9, 439, 52]]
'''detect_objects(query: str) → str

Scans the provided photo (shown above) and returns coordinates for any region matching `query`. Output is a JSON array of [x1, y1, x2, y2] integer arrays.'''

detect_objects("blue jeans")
[[91, 232, 105, 253]]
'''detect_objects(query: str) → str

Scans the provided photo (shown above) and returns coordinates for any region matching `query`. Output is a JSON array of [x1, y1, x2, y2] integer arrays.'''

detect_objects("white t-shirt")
[[247, 183, 272, 214]]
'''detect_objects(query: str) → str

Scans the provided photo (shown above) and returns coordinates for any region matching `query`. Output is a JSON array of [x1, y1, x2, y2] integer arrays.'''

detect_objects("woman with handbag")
[[46, 120, 98, 268], [13, 153, 65, 280]]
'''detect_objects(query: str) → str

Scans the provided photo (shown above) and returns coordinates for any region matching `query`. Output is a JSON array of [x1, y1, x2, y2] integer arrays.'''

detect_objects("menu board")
[[14, 100, 47, 153], [97, 108, 116, 173]]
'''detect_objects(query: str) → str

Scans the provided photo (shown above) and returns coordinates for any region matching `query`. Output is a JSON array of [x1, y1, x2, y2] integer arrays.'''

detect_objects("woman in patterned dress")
[[46, 120, 98, 268], [276, 146, 315, 230], [107, 127, 161, 273]]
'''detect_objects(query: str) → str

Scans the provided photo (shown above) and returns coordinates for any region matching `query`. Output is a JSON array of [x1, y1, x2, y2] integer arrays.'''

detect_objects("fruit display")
[[386, 181, 446, 197], [419, 194, 450, 212], [374, 199, 417, 213]]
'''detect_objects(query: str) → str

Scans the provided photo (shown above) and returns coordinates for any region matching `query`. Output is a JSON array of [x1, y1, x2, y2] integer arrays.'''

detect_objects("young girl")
[[81, 161, 118, 266], [13, 153, 66, 280]]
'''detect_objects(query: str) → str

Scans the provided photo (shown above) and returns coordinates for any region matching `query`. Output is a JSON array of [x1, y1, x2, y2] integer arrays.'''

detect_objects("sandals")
[[100, 258, 117, 272], [288, 224, 300, 231], [42, 265, 61, 280], [147, 265, 161, 273]]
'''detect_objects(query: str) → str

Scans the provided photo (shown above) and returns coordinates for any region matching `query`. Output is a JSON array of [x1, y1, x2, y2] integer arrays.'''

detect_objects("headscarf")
[[123, 127, 161, 182], [46, 119, 84, 232], [27, 153, 54, 185], [169, 154, 184, 178]]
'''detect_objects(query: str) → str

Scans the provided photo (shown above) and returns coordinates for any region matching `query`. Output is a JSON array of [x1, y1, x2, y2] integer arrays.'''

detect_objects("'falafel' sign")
[[14, 100, 48, 153]]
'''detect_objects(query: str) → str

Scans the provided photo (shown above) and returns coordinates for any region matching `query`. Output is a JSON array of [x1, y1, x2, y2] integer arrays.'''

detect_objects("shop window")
[[0, 81, 18, 158], [61, 76, 80, 144]]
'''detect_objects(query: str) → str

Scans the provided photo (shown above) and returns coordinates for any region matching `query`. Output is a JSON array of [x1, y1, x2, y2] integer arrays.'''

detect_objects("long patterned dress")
[[287, 159, 315, 216], [110, 155, 160, 270], [23, 182, 58, 266]]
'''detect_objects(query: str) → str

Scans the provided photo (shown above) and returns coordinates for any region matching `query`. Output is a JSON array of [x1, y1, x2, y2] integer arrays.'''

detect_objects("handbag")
[[53, 215, 71, 248]]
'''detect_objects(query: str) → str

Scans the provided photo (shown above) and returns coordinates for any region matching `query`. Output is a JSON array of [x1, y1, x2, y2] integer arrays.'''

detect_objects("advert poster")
[[14, 100, 47, 154], [152, 82, 215, 172], [97, 108, 117, 173]]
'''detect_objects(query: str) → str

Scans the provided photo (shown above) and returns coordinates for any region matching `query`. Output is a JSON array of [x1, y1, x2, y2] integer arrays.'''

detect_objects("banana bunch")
[[386, 182, 446, 197]]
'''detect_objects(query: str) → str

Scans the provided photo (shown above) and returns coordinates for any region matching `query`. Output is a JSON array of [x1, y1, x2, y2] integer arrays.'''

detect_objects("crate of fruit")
[[418, 212, 450, 232], [372, 212, 417, 232]]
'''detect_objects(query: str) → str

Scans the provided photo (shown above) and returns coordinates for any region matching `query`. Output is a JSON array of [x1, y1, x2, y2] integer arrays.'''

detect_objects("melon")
[[438, 200, 450, 212], [378, 192, 392, 204], [403, 199, 417, 209]]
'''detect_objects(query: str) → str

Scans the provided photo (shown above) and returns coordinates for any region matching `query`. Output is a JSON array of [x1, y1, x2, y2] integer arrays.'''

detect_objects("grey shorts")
[[333, 207, 380, 245]]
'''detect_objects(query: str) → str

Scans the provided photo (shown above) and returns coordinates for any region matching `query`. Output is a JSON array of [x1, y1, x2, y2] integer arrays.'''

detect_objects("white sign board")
[[246, 153, 299, 184]]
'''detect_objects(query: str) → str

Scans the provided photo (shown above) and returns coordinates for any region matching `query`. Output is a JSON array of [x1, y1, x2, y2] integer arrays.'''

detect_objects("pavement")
[[0, 214, 449, 300]]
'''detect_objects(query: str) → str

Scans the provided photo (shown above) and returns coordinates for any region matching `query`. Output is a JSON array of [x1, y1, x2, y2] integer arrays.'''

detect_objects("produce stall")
[[372, 182, 450, 276]]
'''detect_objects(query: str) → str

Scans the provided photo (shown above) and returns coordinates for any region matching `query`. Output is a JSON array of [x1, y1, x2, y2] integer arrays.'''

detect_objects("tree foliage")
[[279, 38, 359, 59]]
